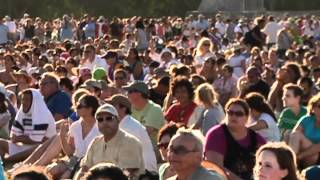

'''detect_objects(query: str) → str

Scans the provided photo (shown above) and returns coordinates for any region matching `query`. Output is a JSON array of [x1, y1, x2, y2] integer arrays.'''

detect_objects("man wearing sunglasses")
[[167, 129, 224, 180], [75, 103, 144, 180]]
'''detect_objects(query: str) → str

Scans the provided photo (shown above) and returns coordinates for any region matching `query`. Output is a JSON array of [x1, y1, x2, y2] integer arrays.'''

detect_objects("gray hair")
[[173, 128, 205, 154]]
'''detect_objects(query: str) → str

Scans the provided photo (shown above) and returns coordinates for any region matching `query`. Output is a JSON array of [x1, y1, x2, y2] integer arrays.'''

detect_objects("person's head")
[[221, 64, 233, 78], [39, 73, 59, 98], [195, 83, 219, 108], [160, 48, 173, 63], [246, 66, 261, 84], [84, 163, 128, 180], [71, 88, 91, 107], [254, 142, 299, 180], [113, 69, 128, 88], [225, 98, 250, 130], [190, 74, 206, 88], [196, 37, 213, 55], [282, 83, 303, 108], [167, 128, 204, 173], [59, 77, 74, 93], [102, 50, 118, 66], [307, 92, 320, 116], [4, 54, 16, 70], [124, 81, 149, 106], [13, 70, 32, 85], [298, 77, 313, 95], [157, 122, 184, 161], [95, 103, 120, 138], [284, 63, 301, 84], [76, 94, 100, 118], [12, 166, 52, 180], [170, 76, 194, 105], [83, 44, 96, 59], [81, 79, 102, 97], [106, 94, 132, 118], [245, 92, 276, 121], [93, 68, 107, 81], [20, 89, 33, 113]]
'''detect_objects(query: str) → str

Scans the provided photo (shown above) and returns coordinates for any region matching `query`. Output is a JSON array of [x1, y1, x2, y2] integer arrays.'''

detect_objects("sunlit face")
[[21, 92, 32, 113], [282, 89, 300, 107], [254, 150, 288, 180], [226, 104, 248, 129], [174, 86, 191, 105]]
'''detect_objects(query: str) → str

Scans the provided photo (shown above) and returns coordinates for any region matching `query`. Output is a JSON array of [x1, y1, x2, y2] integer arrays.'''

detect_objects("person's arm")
[[0, 114, 10, 128], [298, 143, 320, 160], [248, 119, 268, 131], [206, 150, 243, 180], [11, 134, 40, 145], [59, 120, 75, 157], [268, 81, 283, 110]]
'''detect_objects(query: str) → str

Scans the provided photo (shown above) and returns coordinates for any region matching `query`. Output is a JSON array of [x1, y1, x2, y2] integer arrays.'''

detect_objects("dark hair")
[[78, 95, 100, 116], [298, 77, 313, 89], [0, 92, 7, 113], [135, 20, 145, 29], [84, 163, 128, 180], [171, 76, 195, 100], [158, 76, 170, 87], [255, 142, 299, 180], [225, 98, 250, 116], [157, 122, 185, 143], [284, 63, 301, 84], [244, 92, 277, 122], [222, 64, 233, 74], [283, 83, 304, 98], [118, 103, 132, 115], [13, 166, 52, 180], [60, 77, 74, 92]]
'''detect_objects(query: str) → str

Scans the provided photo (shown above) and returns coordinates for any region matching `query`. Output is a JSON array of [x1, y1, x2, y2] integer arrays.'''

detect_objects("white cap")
[[95, 103, 119, 119]]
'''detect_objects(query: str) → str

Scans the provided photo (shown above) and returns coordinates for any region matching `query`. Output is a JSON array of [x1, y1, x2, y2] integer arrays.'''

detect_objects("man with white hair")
[[167, 129, 225, 180]]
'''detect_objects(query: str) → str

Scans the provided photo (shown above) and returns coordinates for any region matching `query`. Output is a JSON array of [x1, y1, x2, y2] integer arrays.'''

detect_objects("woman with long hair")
[[194, 83, 225, 135], [254, 142, 299, 180], [245, 92, 280, 142]]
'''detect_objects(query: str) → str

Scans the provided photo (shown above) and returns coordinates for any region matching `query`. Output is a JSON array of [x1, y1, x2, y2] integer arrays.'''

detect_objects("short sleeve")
[[204, 125, 227, 156]]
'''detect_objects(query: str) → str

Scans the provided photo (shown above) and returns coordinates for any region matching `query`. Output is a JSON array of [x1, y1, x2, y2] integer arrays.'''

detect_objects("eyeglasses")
[[226, 110, 246, 117], [157, 142, 169, 149], [168, 145, 197, 155], [97, 116, 115, 123]]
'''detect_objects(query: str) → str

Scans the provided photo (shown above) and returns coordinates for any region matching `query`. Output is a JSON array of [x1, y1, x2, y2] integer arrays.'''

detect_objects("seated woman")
[[254, 142, 299, 180], [0, 89, 56, 163], [204, 98, 266, 180], [244, 92, 280, 142], [47, 95, 101, 179], [194, 83, 225, 135], [289, 92, 320, 168], [165, 76, 204, 127], [157, 122, 184, 180]]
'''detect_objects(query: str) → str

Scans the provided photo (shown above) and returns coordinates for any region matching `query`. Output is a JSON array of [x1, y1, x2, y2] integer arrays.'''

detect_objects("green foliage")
[[0, 0, 319, 19]]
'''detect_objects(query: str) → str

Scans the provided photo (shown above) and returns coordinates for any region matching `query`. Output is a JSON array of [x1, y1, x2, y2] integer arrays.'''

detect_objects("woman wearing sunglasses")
[[288, 92, 320, 168], [157, 122, 184, 180], [204, 98, 266, 180]]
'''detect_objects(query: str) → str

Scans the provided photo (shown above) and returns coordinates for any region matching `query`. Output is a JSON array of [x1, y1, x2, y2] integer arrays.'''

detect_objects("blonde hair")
[[195, 37, 213, 57], [307, 92, 320, 115], [195, 83, 219, 108]]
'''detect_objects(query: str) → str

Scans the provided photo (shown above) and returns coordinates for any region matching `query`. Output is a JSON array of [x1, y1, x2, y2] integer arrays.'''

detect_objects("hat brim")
[[12, 73, 32, 83]]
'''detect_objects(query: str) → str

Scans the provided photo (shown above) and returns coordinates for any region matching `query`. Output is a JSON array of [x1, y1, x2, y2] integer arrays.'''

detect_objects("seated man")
[[75, 103, 144, 180], [0, 89, 56, 163], [167, 128, 224, 180]]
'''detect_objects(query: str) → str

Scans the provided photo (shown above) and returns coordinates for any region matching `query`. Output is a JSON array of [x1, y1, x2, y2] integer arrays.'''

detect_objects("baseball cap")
[[93, 68, 107, 80], [95, 103, 119, 118], [80, 79, 102, 89], [123, 81, 149, 95], [106, 94, 131, 110]]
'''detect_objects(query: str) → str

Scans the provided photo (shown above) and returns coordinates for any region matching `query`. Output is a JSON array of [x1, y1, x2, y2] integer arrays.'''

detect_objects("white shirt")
[[80, 55, 109, 72], [4, 21, 17, 33], [69, 120, 101, 158], [263, 22, 282, 44], [119, 115, 157, 172], [249, 113, 280, 142], [215, 21, 226, 35]]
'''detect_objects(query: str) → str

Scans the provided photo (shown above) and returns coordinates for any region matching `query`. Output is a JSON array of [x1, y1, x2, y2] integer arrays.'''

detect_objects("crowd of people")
[[0, 11, 319, 180]]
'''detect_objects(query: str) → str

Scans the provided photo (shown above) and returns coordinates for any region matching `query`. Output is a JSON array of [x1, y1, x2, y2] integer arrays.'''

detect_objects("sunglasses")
[[202, 43, 210, 46], [157, 142, 169, 149], [115, 76, 125, 80], [97, 116, 115, 123], [226, 110, 246, 117], [168, 145, 197, 155]]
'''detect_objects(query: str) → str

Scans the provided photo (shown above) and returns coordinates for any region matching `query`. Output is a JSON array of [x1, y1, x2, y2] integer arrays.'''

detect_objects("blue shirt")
[[295, 115, 320, 144], [45, 90, 72, 119]]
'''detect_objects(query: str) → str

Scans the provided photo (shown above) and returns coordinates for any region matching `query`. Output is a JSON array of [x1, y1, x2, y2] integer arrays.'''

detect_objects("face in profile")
[[254, 150, 288, 180]]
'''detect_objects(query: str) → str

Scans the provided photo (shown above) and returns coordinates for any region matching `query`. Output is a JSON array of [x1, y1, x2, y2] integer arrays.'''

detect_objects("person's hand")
[[60, 119, 70, 136]]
